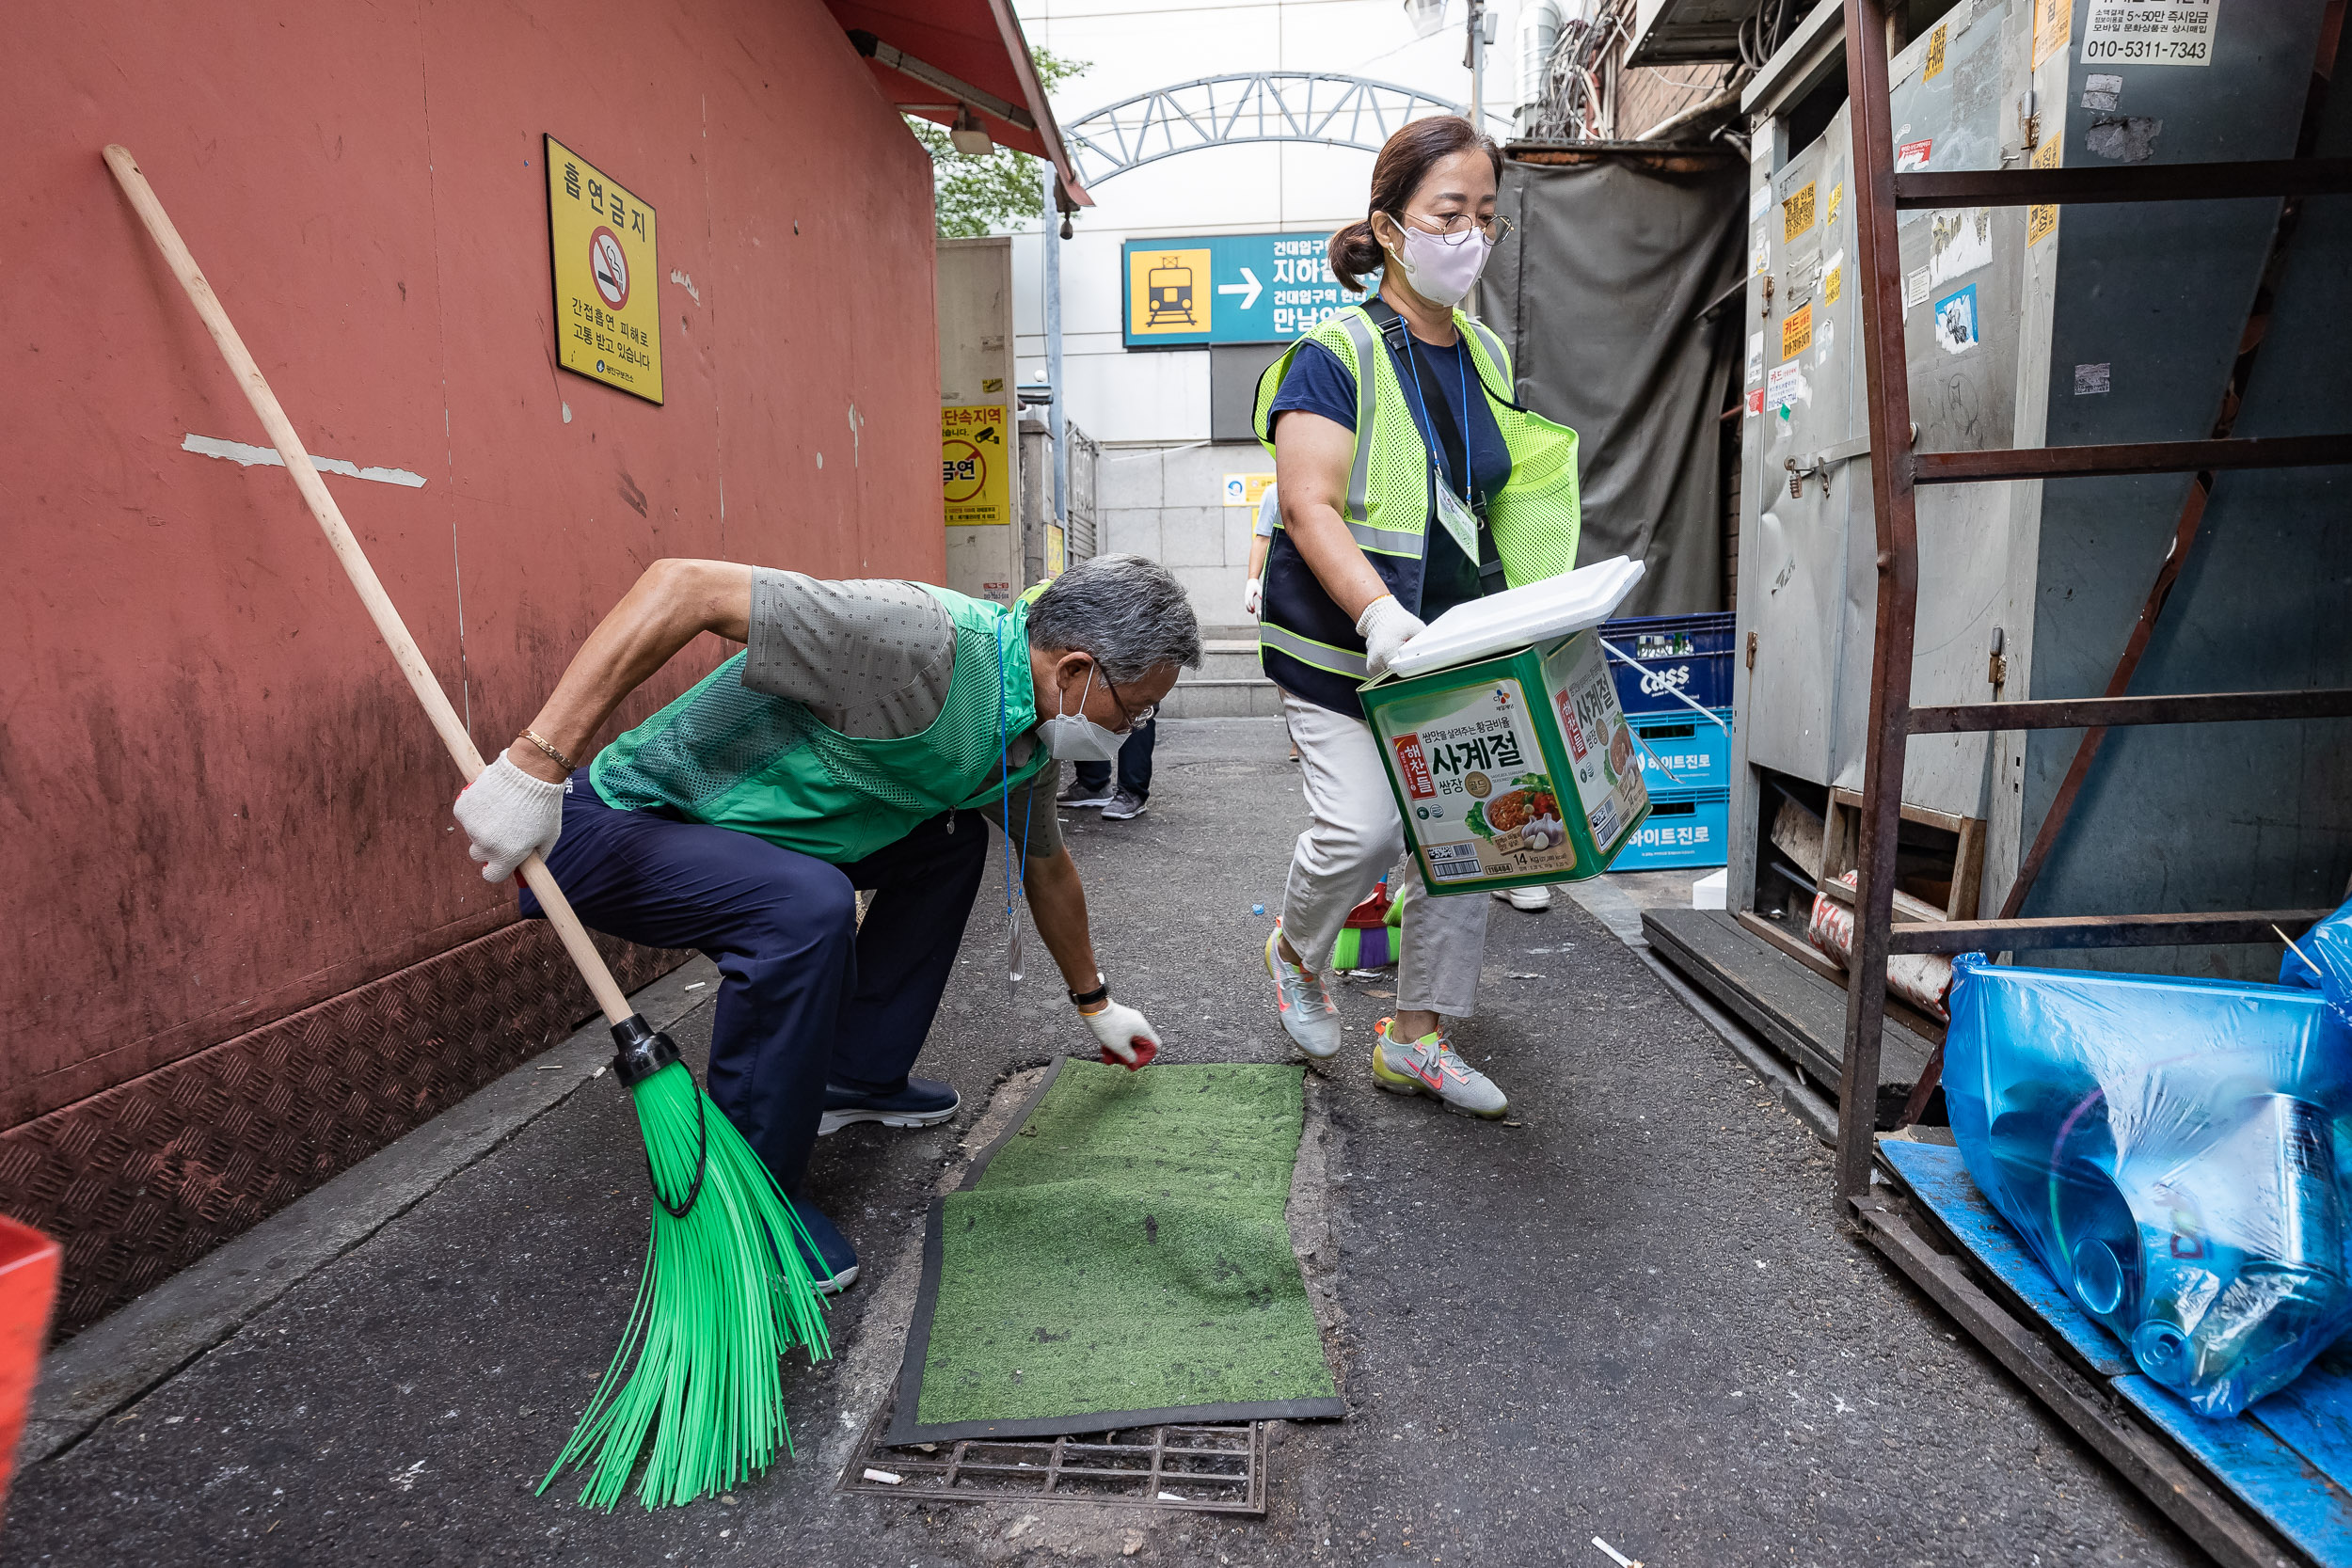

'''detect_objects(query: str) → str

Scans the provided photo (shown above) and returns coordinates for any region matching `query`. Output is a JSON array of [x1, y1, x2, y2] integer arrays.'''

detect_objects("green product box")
[[1360, 628, 1651, 897]]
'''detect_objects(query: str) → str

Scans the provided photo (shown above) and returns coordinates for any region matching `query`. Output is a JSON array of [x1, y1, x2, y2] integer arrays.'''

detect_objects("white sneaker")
[[1263, 926, 1343, 1059], [1492, 884, 1552, 911], [1371, 1018, 1509, 1118]]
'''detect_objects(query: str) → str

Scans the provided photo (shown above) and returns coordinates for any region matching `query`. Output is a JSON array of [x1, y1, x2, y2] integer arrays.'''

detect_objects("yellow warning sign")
[[2034, 0, 2070, 67], [1783, 182, 1817, 244], [546, 135, 662, 404], [942, 404, 1011, 527], [1781, 303, 1814, 361], [1825, 265, 1842, 304], [1127, 248, 1214, 339], [1924, 23, 1948, 80], [2027, 134, 2063, 245]]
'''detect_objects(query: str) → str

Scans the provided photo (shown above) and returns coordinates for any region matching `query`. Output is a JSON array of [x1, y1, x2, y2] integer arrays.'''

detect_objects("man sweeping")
[[453, 553, 1199, 1291]]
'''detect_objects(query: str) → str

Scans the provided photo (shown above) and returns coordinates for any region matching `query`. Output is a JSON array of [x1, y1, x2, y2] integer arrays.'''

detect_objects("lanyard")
[[1398, 333, 1474, 508], [994, 618, 1036, 993]]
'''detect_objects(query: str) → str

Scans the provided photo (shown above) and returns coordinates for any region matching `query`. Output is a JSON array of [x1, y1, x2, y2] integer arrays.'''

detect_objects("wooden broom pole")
[[103, 144, 634, 1025]]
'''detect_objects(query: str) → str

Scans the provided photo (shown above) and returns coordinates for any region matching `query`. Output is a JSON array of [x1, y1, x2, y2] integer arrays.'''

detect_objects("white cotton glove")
[[453, 753, 565, 882], [1355, 594, 1427, 681], [1082, 997, 1162, 1069], [1242, 577, 1263, 617]]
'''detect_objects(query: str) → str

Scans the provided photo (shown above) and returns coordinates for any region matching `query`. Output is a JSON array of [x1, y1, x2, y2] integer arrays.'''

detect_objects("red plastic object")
[[0, 1214, 61, 1516], [1101, 1038, 1158, 1071]]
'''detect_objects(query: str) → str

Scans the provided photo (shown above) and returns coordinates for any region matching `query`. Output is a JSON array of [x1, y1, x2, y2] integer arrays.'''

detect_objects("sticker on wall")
[[1929, 208, 1994, 287], [1904, 266, 1932, 311], [1897, 138, 1934, 172], [1745, 388, 1765, 420], [2074, 362, 2113, 395], [1223, 472, 1276, 507], [1924, 23, 1949, 80], [1747, 332, 1765, 388], [1750, 182, 1772, 220], [2082, 2, 2217, 65], [1823, 250, 1844, 304], [2027, 134, 2063, 245], [1767, 360, 1806, 413], [2081, 72, 2123, 111], [1933, 284, 1980, 356], [941, 404, 1011, 526], [2034, 0, 2071, 66], [1815, 317, 1836, 366], [1825, 182, 1843, 230], [1046, 523, 1067, 578], [1781, 303, 1814, 360], [547, 135, 662, 404], [1782, 182, 1816, 243], [1750, 226, 1771, 277]]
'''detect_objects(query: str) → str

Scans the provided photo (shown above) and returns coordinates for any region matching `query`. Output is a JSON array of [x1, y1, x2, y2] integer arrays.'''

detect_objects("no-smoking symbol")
[[589, 226, 629, 309]]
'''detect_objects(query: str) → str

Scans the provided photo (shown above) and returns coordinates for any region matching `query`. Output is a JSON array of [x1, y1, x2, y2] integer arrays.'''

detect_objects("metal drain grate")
[[838, 1405, 1264, 1513]]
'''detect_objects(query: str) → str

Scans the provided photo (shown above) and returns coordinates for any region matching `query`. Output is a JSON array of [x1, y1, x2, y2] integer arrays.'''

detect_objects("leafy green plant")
[[907, 49, 1089, 238]]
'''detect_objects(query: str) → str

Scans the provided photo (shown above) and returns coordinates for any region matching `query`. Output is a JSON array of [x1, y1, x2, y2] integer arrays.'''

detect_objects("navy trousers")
[[1073, 714, 1155, 801], [521, 776, 990, 1197]]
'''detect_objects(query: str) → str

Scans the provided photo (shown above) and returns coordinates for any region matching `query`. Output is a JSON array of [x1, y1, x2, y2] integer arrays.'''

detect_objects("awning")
[[827, 0, 1094, 207]]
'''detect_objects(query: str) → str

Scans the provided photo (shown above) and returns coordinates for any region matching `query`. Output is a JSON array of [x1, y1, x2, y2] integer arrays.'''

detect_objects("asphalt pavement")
[[1, 719, 2199, 1567]]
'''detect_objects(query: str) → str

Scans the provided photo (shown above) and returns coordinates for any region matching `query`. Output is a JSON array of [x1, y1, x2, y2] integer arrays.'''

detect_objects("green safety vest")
[[1248, 303, 1581, 693], [590, 584, 1052, 864]]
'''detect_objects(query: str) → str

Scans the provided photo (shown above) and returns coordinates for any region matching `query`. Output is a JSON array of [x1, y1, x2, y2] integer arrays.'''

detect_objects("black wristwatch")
[[1069, 978, 1109, 1008]]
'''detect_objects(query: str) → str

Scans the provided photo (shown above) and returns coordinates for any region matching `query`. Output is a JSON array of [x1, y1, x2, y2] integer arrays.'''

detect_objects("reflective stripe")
[[1334, 310, 1379, 524], [1346, 519, 1422, 556], [1259, 623, 1369, 679]]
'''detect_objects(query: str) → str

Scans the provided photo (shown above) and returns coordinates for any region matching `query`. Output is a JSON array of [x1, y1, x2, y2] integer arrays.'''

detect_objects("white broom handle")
[[103, 144, 634, 1026]]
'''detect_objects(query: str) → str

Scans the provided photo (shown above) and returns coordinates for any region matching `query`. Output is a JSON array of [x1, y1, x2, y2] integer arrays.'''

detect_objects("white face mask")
[[1385, 219, 1493, 309], [1038, 664, 1128, 763]]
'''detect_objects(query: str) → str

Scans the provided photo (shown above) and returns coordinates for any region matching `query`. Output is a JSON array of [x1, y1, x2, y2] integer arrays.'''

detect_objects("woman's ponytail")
[[1327, 219, 1386, 294]]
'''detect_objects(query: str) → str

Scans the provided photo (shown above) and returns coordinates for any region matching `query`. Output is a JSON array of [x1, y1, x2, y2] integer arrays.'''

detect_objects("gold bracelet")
[[518, 729, 577, 771]]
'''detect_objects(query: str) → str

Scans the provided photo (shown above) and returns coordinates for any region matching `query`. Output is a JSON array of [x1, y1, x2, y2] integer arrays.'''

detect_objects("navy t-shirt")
[[1267, 328, 1512, 622]]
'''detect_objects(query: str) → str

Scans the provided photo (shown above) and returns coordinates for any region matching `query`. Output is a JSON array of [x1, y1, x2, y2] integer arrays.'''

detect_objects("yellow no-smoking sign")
[[546, 134, 663, 404]]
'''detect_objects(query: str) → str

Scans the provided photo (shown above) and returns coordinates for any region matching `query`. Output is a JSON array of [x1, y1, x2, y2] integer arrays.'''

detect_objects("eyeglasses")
[[1391, 210, 1515, 246], [1099, 668, 1157, 735]]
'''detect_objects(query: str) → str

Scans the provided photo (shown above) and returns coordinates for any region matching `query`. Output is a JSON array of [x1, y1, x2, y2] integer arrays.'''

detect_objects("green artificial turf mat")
[[887, 1059, 1344, 1442]]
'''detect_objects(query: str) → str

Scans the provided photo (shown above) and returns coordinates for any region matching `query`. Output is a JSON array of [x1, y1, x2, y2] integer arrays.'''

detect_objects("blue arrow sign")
[[1120, 231, 1369, 349]]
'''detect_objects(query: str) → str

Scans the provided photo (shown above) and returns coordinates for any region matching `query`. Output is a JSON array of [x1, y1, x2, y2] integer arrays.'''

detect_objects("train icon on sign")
[[1145, 257, 1197, 325]]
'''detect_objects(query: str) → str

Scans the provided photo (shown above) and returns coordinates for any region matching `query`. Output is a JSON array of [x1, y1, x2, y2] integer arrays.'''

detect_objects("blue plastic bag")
[[1945, 951, 2352, 1418], [2281, 895, 2352, 1028]]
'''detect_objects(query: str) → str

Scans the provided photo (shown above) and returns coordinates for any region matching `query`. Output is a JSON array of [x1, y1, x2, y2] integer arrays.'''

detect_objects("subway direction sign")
[[1120, 232, 1366, 349]]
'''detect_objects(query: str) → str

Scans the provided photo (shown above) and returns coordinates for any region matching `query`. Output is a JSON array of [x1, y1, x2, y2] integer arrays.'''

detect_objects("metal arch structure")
[[1057, 72, 1507, 188]]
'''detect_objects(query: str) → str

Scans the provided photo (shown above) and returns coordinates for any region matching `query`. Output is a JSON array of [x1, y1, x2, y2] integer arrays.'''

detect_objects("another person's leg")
[[821, 808, 992, 1128], [522, 779, 864, 1277], [1060, 758, 1116, 808], [1265, 694, 1402, 1057], [1104, 716, 1155, 819]]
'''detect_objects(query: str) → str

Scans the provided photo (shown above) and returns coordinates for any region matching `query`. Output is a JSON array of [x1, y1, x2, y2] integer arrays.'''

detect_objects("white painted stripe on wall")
[[182, 433, 428, 488]]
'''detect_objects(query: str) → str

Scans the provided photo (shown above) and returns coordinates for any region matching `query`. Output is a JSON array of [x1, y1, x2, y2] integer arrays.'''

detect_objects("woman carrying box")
[[1251, 115, 1581, 1117]]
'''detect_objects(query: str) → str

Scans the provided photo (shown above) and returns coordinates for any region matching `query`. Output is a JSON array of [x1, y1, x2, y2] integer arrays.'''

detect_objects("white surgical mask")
[[1038, 665, 1128, 763], [1386, 220, 1492, 309]]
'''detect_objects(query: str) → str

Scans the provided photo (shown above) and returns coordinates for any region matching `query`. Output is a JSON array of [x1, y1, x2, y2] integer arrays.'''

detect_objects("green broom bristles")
[[539, 1051, 834, 1511]]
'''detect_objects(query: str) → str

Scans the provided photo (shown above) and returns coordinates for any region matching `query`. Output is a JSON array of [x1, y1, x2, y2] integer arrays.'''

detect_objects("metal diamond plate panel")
[[0, 921, 686, 1338]]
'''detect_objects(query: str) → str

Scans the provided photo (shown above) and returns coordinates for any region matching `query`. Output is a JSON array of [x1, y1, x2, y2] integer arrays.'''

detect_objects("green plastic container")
[[1360, 628, 1651, 897]]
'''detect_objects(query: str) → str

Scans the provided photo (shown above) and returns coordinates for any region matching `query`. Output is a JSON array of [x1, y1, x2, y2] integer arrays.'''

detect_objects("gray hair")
[[1026, 553, 1202, 683]]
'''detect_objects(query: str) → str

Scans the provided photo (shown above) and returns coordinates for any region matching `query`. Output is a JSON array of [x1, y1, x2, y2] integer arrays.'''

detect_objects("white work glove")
[[453, 753, 565, 882], [1242, 577, 1263, 617], [1355, 594, 1427, 681], [1082, 997, 1162, 1069]]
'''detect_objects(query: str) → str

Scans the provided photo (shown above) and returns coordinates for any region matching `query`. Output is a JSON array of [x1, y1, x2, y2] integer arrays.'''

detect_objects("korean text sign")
[[941, 404, 1010, 527], [546, 135, 662, 404]]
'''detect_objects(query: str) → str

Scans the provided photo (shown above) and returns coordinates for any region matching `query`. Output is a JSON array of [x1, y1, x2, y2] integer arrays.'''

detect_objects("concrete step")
[[1160, 676, 1284, 721], [1195, 639, 1263, 681]]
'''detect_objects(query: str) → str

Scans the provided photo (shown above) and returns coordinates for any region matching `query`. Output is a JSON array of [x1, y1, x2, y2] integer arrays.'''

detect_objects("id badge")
[[1432, 477, 1482, 562]]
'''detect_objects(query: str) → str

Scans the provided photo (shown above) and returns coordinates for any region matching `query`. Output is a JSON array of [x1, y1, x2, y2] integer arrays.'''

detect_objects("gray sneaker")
[[1102, 788, 1148, 820], [1263, 926, 1343, 1058], [1371, 1019, 1509, 1118], [1058, 779, 1116, 809]]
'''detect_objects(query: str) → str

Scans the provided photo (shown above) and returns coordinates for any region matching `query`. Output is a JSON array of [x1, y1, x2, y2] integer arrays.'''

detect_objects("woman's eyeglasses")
[[1393, 211, 1515, 246]]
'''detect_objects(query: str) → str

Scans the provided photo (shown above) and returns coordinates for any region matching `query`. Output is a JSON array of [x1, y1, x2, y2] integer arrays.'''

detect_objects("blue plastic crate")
[[1628, 708, 1733, 794], [1600, 611, 1736, 714], [1609, 789, 1730, 871]]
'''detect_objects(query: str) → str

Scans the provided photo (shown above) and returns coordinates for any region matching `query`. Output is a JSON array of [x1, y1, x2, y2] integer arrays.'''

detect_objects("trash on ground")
[[861, 1467, 901, 1484], [1592, 1535, 1644, 1567]]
